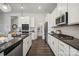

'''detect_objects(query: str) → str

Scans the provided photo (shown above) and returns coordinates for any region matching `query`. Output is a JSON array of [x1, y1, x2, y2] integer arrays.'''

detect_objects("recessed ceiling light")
[[2, 5, 8, 9], [0, 4, 11, 12], [38, 6, 42, 10]]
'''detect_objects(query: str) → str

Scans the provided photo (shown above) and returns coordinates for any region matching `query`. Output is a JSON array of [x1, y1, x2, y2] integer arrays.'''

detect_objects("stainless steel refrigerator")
[[44, 22, 48, 43]]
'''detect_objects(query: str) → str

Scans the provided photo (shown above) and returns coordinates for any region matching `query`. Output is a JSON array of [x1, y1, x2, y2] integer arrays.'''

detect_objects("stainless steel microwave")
[[56, 12, 68, 26]]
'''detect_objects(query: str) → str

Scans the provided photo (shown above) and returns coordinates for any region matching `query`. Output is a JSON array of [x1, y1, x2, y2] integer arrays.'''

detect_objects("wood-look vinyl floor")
[[27, 37, 55, 56]]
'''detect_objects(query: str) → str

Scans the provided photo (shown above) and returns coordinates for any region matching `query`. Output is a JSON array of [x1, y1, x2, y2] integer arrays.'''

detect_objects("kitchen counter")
[[49, 33, 79, 51], [0, 34, 29, 54]]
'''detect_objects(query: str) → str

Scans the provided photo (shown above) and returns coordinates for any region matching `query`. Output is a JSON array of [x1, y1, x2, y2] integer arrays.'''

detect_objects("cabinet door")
[[18, 16, 30, 27], [47, 35, 59, 56], [70, 47, 79, 56], [59, 40, 69, 56], [23, 36, 29, 56], [31, 33, 35, 40], [27, 36, 32, 49], [57, 3, 67, 14], [30, 16, 35, 27], [23, 36, 32, 56], [68, 3, 79, 25], [29, 34, 32, 46], [47, 34, 52, 47], [52, 37, 59, 56], [51, 7, 57, 27], [23, 37, 28, 56]]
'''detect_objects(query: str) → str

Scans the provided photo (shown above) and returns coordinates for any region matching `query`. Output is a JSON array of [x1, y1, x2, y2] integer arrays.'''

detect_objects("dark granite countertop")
[[49, 33, 79, 51], [0, 34, 29, 53]]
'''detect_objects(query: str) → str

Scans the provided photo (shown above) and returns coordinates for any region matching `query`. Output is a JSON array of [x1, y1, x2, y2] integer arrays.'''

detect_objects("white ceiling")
[[1, 3, 57, 13]]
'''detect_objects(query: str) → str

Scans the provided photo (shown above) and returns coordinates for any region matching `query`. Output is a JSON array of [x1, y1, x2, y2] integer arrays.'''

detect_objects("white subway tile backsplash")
[[52, 25, 79, 39]]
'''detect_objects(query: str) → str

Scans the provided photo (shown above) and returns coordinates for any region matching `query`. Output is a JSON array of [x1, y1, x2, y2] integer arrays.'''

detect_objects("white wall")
[[0, 13, 5, 32], [0, 13, 11, 35]]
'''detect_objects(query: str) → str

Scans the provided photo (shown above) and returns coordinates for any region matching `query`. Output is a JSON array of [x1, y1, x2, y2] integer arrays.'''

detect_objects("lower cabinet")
[[48, 34, 79, 56], [47, 34, 52, 47], [52, 37, 59, 56], [59, 40, 69, 56], [48, 34, 59, 56], [23, 36, 32, 56], [70, 47, 79, 56], [0, 52, 4, 56]]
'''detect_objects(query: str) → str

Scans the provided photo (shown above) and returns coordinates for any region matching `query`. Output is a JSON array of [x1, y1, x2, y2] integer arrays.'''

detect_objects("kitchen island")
[[0, 34, 32, 56]]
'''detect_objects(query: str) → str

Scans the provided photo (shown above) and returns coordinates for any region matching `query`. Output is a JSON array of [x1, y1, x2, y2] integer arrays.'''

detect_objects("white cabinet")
[[70, 47, 79, 56], [23, 36, 32, 56], [48, 34, 79, 56], [18, 16, 30, 27], [30, 16, 35, 27], [57, 3, 68, 15], [0, 52, 4, 56], [68, 3, 79, 25], [47, 34, 52, 47], [47, 34, 58, 56], [59, 40, 69, 56], [51, 3, 68, 27], [52, 36, 59, 56], [23, 37, 28, 56], [31, 32, 35, 40], [51, 7, 57, 27]]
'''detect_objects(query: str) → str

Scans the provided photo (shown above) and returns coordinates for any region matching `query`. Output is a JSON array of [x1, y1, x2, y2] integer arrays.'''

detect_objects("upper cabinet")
[[30, 16, 35, 27], [51, 7, 57, 27], [57, 3, 68, 15], [68, 3, 79, 25], [51, 3, 68, 27], [18, 16, 30, 27], [48, 3, 79, 27]]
